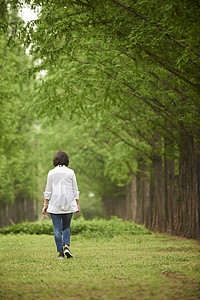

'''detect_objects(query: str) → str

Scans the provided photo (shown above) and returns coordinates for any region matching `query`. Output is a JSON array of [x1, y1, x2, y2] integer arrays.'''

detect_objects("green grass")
[[0, 224, 199, 299]]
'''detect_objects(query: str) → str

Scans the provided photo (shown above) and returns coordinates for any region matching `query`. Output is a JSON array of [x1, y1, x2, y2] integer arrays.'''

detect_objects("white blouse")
[[44, 165, 79, 214]]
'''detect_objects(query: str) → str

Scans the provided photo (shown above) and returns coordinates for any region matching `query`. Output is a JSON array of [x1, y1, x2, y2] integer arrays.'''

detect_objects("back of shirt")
[[44, 165, 79, 214]]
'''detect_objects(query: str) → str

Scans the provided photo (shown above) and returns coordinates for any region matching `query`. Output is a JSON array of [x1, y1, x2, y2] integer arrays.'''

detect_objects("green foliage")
[[20, 0, 199, 171], [0, 220, 53, 235], [72, 216, 152, 237], [0, 13, 39, 204], [1, 0, 200, 228], [0, 217, 151, 237]]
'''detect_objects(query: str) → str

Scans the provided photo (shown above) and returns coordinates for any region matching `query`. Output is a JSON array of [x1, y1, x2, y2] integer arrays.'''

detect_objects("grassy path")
[[0, 233, 199, 299]]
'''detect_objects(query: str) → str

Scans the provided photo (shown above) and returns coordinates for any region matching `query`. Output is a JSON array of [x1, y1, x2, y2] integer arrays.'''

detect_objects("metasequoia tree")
[[0, 2, 39, 226], [7, 0, 200, 238]]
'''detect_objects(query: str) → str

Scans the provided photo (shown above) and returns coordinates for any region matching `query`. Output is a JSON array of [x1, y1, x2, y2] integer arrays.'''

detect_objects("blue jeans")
[[50, 213, 73, 252]]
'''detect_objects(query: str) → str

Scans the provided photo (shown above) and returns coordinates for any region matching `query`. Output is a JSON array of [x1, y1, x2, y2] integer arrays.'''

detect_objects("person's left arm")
[[72, 172, 80, 214], [76, 199, 80, 214]]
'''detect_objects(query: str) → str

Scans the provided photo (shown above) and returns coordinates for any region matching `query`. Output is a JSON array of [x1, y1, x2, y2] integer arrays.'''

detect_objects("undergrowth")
[[0, 216, 151, 237]]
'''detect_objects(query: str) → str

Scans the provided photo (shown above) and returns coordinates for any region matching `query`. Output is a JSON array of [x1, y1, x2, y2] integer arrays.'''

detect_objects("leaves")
[[1, 0, 200, 209], [0, 11, 38, 203]]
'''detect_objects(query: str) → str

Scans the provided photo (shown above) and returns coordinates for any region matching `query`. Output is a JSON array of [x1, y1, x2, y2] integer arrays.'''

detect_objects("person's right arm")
[[42, 172, 52, 215]]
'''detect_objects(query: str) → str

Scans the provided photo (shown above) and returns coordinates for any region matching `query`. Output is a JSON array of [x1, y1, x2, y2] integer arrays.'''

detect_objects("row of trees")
[[1, 1, 200, 238], [0, 5, 39, 226]]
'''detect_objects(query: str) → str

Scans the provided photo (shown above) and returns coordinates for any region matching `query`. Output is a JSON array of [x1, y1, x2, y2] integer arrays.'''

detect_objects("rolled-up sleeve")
[[43, 172, 52, 200], [72, 172, 79, 199]]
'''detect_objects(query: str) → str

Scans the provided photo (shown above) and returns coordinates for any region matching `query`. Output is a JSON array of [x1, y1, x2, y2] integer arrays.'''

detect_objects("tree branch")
[[110, 0, 200, 57]]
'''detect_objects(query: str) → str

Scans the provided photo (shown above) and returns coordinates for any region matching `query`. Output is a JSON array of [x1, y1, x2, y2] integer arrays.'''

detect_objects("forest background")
[[0, 0, 200, 239]]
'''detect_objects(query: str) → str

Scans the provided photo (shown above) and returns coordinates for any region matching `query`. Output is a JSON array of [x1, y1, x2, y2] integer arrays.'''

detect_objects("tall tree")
[[6, 0, 200, 238], [0, 4, 39, 226]]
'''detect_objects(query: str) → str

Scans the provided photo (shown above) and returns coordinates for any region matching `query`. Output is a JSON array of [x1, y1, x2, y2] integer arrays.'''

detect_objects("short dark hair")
[[53, 151, 69, 167]]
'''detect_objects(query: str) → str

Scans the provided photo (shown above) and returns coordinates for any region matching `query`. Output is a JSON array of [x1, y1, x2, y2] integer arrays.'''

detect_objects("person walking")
[[42, 151, 80, 259]]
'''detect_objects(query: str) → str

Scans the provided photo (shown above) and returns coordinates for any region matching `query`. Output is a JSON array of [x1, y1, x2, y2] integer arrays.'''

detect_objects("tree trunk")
[[175, 137, 200, 239], [149, 154, 166, 232], [102, 186, 126, 219], [125, 175, 137, 221], [136, 163, 149, 226], [164, 158, 175, 234], [0, 201, 7, 227]]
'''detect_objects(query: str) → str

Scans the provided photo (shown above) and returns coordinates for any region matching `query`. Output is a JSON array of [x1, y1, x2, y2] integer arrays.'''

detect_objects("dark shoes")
[[56, 247, 73, 259], [64, 247, 73, 259], [57, 253, 64, 259]]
